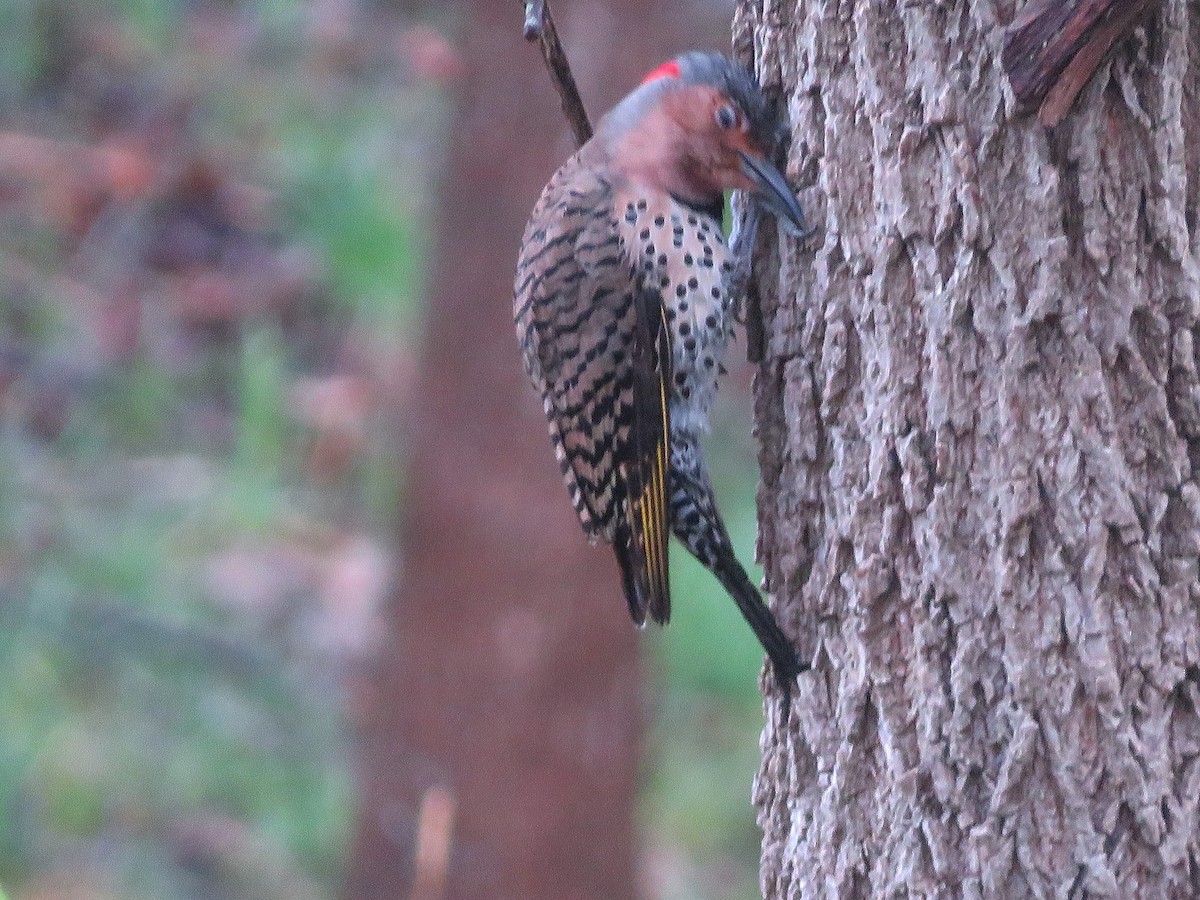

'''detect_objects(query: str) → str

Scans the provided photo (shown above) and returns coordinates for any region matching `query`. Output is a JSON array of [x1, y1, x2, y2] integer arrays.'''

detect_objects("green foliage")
[[0, 0, 437, 895], [643, 386, 773, 900], [0, 2, 778, 897], [108, 0, 182, 48], [0, 2, 35, 104], [234, 328, 290, 499], [292, 148, 423, 328], [0, 443, 355, 891], [109, 359, 175, 446], [269, 95, 429, 335]]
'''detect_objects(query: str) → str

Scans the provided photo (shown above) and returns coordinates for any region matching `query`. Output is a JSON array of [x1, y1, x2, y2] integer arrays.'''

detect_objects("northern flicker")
[[514, 52, 809, 695]]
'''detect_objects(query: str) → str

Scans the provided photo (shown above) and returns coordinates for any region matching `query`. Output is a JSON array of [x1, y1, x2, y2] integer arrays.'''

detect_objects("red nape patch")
[[640, 60, 680, 84]]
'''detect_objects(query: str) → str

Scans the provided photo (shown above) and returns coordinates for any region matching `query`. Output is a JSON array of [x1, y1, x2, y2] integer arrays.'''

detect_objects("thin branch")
[[409, 785, 457, 900], [1002, 0, 1156, 126], [520, 0, 592, 148], [522, 0, 545, 39]]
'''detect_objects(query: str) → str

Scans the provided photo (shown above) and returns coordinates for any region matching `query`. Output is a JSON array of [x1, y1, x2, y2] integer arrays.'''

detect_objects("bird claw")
[[727, 193, 760, 324], [728, 190, 815, 317]]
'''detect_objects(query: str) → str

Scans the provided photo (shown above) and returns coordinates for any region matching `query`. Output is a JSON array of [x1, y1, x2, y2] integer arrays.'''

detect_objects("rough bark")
[[340, 3, 731, 899], [741, 1, 1200, 896]]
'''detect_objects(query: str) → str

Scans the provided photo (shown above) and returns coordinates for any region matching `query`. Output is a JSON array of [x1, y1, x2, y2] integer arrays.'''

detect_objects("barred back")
[[514, 143, 672, 623]]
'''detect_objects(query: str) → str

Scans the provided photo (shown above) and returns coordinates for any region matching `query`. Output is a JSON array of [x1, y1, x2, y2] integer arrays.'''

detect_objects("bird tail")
[[710, 543, 807, 691], [670, 463, 806, 697], [614, 520, 672, 628]]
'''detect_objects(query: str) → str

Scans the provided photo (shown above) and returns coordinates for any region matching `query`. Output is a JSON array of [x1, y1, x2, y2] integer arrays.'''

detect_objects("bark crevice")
[[746, 0, 1200, 895]]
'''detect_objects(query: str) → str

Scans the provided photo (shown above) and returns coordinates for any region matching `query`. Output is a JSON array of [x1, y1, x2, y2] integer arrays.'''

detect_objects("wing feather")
[[514, 147, 672, 623], [626, 295, 672, 623]]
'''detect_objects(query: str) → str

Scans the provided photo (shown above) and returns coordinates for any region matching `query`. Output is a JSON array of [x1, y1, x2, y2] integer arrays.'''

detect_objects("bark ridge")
[[739, 2, 1200, 896]]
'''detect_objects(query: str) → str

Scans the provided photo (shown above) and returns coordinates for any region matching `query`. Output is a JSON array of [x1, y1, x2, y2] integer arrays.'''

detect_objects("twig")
[[409, 785, 457, 900], [522, 0, 545, 39], [520, 0, 592, 148], [0, 130, 152, 193], [1035, 4, 1150, 126], [1002, 0, 1156, 126]]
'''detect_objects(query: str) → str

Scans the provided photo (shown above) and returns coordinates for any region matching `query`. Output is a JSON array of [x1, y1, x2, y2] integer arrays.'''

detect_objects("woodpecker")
[[514, 52, 809, 695]]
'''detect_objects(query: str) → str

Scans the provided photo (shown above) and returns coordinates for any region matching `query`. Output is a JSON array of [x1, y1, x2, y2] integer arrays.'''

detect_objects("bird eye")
[[715, 104, 738, 130]]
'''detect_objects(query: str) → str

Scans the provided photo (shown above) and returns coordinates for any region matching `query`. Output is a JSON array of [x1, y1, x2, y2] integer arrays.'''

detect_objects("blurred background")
[[0, 1, 773, 898]]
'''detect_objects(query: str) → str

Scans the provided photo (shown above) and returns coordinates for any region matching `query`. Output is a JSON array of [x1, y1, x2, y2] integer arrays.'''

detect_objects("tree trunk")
[[340, 4, 732, 899], [742, 1, 1200, 896]]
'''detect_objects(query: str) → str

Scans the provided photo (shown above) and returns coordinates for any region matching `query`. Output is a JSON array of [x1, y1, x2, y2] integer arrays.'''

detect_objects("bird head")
[[602, 52, 807, 235]]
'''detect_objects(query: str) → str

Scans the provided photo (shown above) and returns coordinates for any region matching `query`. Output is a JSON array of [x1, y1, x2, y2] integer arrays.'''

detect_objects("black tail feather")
[[613, 521, 648, 625], [667, 462, 806, 707], [711, 545, 807, 705]]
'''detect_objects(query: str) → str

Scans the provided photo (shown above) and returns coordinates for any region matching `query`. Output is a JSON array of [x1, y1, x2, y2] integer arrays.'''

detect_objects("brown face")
[[659, 85, 765, 197], [654, 81, 808, 235], [611, 75, 805, 232]]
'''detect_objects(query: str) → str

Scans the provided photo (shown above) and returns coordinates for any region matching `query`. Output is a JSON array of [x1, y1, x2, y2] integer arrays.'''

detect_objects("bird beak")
[[738, 151, 810, 239]]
